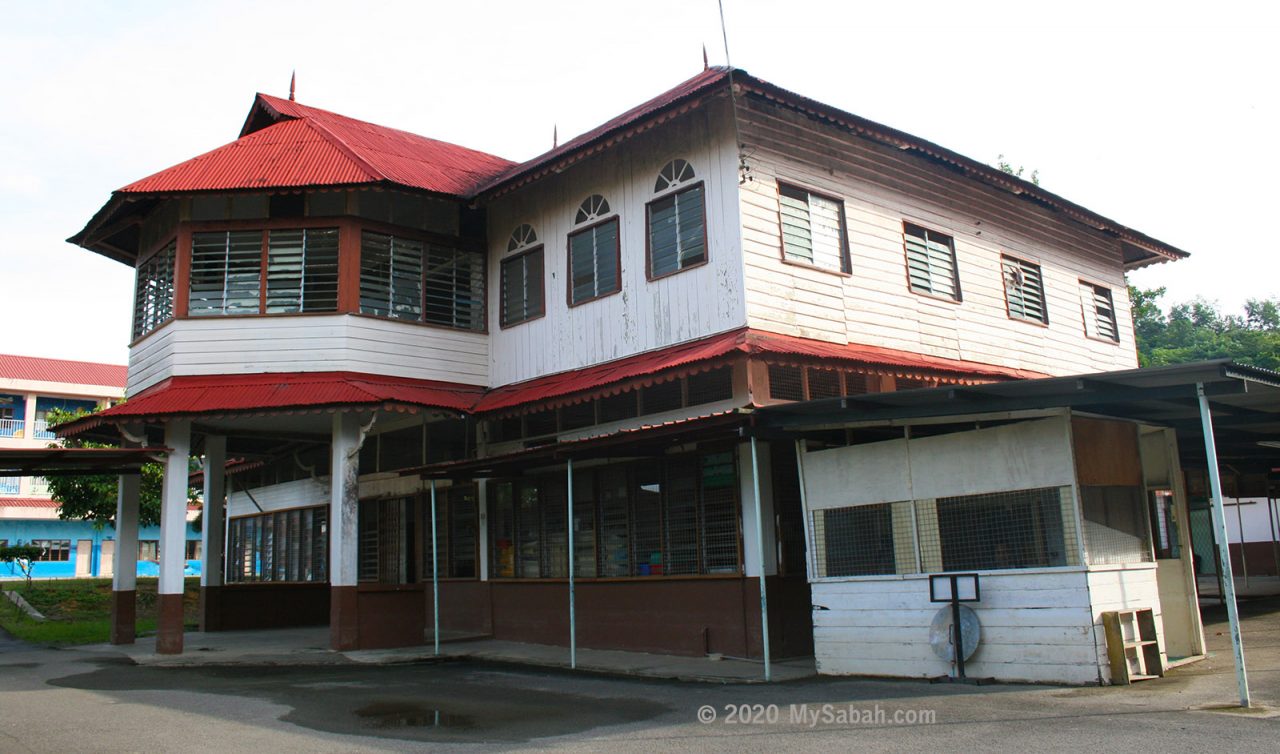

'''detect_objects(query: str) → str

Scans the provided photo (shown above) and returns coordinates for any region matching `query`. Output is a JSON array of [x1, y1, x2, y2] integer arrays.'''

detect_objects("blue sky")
[[2, 0, 1274, 364]]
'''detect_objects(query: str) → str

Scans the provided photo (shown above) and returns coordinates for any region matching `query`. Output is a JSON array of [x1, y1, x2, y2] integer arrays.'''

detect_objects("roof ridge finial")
[[553, 123, 558, 149], [289, 70, 296, 102], [703, 44, 709, 71]]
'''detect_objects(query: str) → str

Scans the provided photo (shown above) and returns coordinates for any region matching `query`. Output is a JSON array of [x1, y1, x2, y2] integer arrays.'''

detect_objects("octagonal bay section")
[[798, 413, 1206, 685], [126, 314, 489, 397]]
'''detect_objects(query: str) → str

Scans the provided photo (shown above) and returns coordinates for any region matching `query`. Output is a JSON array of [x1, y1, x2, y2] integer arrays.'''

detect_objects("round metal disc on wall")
[[929, 605, 981, 662]]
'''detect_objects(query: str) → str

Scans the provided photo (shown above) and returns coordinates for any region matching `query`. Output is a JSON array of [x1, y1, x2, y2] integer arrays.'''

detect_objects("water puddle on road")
[[355, 701, 475, 729]]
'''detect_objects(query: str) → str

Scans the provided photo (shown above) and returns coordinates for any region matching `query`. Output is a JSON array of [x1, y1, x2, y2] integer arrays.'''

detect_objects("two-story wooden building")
[[64, 67, 1192, 678]]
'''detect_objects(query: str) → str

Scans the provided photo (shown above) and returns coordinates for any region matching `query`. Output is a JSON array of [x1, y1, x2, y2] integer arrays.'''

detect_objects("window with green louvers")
[[1080, 281, 1119, 342], [903, 223, 960, 300], [189, 230, 263, 315], [569, 218, 620, 304], [648, 183, 706, 278], [1002, 256, 1048, 324], [778, 183, 848, 272], [500, 247, 545, 327], [266, 228, 339, 313]]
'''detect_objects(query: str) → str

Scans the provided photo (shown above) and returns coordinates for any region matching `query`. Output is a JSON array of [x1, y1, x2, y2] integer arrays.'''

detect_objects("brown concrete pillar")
[[328, 413, 364, 650], [199, 435, 226, 632], [330, 586, 359, 650], [156, 594, 185, 654], [109, 589, 136, 645]]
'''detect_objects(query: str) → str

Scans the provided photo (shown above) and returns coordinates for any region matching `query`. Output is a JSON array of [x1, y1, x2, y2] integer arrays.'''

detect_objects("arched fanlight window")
[[654, 159, 696, 193], [574, 195, 611, 225], [507, 223, 538, 252]]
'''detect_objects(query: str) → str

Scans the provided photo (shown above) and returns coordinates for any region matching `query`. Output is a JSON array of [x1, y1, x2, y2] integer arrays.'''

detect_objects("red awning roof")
[[473, 328, 1045, 414], [120, 93, 514, 198], [0, 497, 60, 510], [0, 354, 127, 388], [56, 330, 1045, 433], [63, 372, 484, 433]]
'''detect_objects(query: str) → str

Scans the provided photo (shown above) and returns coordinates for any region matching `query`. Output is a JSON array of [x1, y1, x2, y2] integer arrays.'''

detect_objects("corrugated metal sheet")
[[70, 371, 483, 431], [0, 498, 60, 509], [0, 354, 127, 388], [121, 94, 515, 197], [473, 328, 1044, 414]]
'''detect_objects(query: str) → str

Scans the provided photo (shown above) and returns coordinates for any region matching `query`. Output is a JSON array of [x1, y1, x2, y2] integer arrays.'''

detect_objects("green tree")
[[1128, 285, 1280, 370], [43, 408, 193, 528], [0, 544, 43, 587], [997, 154, 1040, 186]]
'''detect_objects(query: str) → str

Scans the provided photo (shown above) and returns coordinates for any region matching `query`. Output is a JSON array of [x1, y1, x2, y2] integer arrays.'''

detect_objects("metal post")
[[950, 575, 966, 680], [749, 437, 771, 682], [567, 458, 576, 669], [430, 479, 439, 656], [1235, 500, 1249, 590], [793, 441, 816, 580], [1268, 497, 1279, 582], [1197, 383, 1251, 707]]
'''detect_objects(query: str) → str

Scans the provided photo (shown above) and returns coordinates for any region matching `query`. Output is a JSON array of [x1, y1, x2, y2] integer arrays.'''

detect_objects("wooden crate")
[[1102, 608, 1164, 684]]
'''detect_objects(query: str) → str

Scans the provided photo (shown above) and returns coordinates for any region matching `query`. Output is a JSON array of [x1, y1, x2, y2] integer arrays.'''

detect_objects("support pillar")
[[329, 413, 363, 651], [199, 435, 226, 631], [1197, 384, 1251, 707], [157, 420, 191, 654], [110, 473, 140, 644]]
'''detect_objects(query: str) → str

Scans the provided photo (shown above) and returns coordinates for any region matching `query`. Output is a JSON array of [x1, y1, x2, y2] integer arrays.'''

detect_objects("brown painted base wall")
[[212, 583, 330, 631], [1230, 542, 1280, 577], [156, 593, 185, 654], [433, 581, 493, 636], [110, 590, 136, 645], [488, 577, 813, 658], [357, 585, 426, 649]]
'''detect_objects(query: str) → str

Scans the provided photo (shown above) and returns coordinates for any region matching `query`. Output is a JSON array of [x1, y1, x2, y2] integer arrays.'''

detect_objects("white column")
[[159, 420, 192, 596], [330, 413, 362, 588], [738, 441, 777, 577], [22, 394, 37, 438], [113, 474, 140, 592], [201, 435, 226, 587]]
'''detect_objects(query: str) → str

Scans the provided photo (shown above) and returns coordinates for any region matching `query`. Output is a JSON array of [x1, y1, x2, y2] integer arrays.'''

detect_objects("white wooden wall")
[[1086, 565, 1165, 684], [128, 315, 489, 395], [737, 98, 1140, 377], [485, 98, 747, 386], [228, 477, 328, 517], [812, 570, 1104, 684]]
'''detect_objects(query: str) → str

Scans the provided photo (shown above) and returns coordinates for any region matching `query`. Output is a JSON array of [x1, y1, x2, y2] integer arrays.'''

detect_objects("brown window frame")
[[499, 245, 546, 328], [777, 182, 851, 275], [903, 222, 962, 302], [567, 216, 622, 307], [645, 181, 709, 281], [1001, 255, 1049, 325]]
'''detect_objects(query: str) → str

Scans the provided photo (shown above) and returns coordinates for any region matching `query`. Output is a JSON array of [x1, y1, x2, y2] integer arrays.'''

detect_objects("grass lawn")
[[0, 577, 200, 645]]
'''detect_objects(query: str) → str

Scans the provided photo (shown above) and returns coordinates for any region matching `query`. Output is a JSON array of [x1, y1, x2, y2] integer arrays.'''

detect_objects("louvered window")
[[569, 218, 620, 304], [648, 178, 706, 278], [1081, 281, 1119, 342], [133, 241, 176, 338], [189, 230, 263, 315], [500, 247, 545, 326], [360, 231, 423, 321], [1002, 256, 1047, 324], [423, 244, 484, 330], [779, 183, 849, 272], [266, 228, 339, 313], [904, 223, 960, 300]]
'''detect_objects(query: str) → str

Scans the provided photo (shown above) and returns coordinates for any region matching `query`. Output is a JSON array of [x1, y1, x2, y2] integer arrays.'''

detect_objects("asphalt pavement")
[[0, 599, 1277, 752]]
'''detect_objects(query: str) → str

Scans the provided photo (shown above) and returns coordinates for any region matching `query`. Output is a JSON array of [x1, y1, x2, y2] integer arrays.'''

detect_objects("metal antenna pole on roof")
[[1197, 383, 1250, 707], [717, 0, 752, 185]]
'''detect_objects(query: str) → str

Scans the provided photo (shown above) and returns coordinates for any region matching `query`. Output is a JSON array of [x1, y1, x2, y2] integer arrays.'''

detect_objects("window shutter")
[[360, 231, 423, 321], [133, 241, 176, 338], [424, 244, 484, 331], [266, 228, 339, 313], [1002, 257, 1047, 323], [905, 224, 958, 300], [570, 219, 619, 303], [190, 230, 262, 316], [1081, 282, 1119, 341], [501, 248, 544, 326], [779, 185, 814, 263]]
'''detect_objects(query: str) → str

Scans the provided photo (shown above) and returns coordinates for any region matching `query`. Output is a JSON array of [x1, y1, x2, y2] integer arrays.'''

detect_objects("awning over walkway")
[[58, 372, 485, 435], [756, 359, 1280, 476], [0, 447, 168, 476]]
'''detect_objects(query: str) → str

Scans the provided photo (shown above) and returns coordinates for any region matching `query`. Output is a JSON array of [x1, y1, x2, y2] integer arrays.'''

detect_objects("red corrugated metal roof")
[[477, 67, 732, 198], [473, 328, 1045, 414], [0, 354, 127, 388], [68, 372, 483, 431], [121, 93, 515, 197], [58, 331, 1044, 434], [0, 497, 60, 509]]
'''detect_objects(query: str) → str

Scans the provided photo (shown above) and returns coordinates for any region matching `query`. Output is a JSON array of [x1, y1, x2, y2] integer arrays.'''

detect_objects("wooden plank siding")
[[1085, 565, 1165, 684], [484, 98, 747, 387], [736, 97, 1139, 377], [810, 570, 1106, 684], [127, 315, 489, 395]]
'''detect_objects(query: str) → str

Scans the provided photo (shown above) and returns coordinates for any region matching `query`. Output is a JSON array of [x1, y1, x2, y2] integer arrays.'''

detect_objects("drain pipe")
[[430, 479, 439, 656], [1197, 383, 1250, 707]]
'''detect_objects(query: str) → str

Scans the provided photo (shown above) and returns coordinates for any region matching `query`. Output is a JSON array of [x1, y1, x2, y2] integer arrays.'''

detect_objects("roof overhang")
[[0, 447, 168, 476], [756, 360, 1280, 476]]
